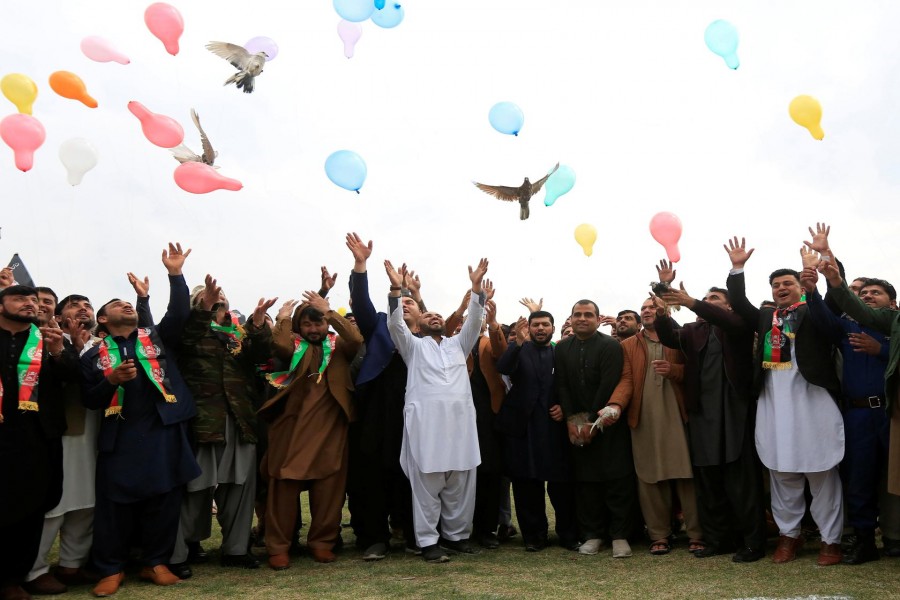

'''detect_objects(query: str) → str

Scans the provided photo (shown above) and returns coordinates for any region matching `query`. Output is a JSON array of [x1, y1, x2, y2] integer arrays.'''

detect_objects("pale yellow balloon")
[[789, 95, 824, 140], [337, 306, 348, 317], [1, 73, 38, 115], [574, 223, 598, 257]]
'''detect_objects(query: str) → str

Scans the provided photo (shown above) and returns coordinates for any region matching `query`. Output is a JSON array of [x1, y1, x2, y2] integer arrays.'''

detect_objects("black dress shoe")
[[221, 553, 261, 569], [186, 541, 208, 564], [843, 538, 880, 565], [167, 562, 193, 579], [497, 524, 518, 542], [439, 537, 480, 554], [694, 543, 734, 558], [476, 532, 500, 549], [732, 547, 765, 563], [882, 537, 900, 558]]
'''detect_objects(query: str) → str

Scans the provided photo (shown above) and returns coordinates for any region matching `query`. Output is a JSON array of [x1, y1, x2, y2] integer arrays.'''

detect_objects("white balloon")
[[58, 138, 98, 185]]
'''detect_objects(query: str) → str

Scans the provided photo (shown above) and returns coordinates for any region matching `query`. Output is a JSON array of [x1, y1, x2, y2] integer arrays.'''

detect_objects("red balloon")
[[649, 211, 683, 263], [0, 113, 46, 172], [174, 162, 242, 194], [144, 2, 184, 56], [128, 101, 183, 148]]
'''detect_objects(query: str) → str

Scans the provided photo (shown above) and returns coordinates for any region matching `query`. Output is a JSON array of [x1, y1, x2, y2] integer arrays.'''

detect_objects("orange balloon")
[[48, 71, 97, 108]]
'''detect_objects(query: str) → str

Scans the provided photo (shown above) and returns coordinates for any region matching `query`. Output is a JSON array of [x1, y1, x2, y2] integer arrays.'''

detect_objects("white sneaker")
[[578, 538, 602, 555], [612, 538, 632, 558]]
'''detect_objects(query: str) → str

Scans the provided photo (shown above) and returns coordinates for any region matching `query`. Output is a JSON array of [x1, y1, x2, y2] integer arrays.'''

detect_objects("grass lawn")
[[50, 501, 899, 600]]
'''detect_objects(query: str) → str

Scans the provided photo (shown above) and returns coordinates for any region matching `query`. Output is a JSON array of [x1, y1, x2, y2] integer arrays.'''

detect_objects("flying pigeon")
[[206, 41, 268, 93], [170, 109, 218, 167], [473, 163, 559, 220]]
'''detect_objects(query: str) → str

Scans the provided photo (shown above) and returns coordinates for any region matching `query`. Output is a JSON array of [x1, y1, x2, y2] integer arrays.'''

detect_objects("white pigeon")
[[206, 41, 268, 93], [170, 109, 218, 167]]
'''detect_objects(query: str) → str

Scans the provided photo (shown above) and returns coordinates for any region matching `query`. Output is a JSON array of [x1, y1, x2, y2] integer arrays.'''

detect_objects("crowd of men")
[[1, 224, 899, 600]]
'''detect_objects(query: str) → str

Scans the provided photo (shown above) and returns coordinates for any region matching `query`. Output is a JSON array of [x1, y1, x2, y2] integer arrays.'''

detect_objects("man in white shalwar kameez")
[[387, 258, 489, 563]]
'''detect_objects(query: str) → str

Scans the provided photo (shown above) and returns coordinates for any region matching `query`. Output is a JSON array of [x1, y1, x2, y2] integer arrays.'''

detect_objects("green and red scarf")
[[762, 296, 806, 370], [0, 324, 43, 424], [98, 328, 176, 417], [209, 311, 245, 356], [267, 333, 336, 388]]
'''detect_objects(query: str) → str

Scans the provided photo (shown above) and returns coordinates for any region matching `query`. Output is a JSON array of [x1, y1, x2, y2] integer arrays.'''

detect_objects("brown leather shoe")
[[55, 566, 101, 586], [772, 535, 805, 563], [138, 565, 181, 586], [310, 548, 336, 563], [91, 573, 124, 597], [23, 572, 67, 595], [268, 553, 290, 570], [0, 584, 32, 600], [817, 542, 842, 566]]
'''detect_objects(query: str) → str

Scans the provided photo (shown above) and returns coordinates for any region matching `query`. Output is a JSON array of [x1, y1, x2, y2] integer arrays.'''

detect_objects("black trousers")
[[92, 486, 184, 576], [694, 448, 767, 550], [575, 473, 638, 541], [511, 478, 577, 546], [473, 470, 502, 537], [0, 505, 45, 587]]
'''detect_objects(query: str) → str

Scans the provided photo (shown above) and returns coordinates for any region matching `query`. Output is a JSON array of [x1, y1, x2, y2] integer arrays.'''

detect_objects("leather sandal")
[[650, 539, 671, 555]]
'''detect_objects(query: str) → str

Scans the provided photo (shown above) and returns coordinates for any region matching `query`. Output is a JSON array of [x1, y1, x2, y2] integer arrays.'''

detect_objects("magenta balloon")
[[649, 211, 683, 263], [128, 101, 184, 148], [144, 2, 184, 56], [0, 113, 46, 172], [174, 162, 242, 194], [244, 36, 279, 61]]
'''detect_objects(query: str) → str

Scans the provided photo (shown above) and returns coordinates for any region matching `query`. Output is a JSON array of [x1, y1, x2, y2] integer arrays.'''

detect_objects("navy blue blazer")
[[350, 270, 399, 387]]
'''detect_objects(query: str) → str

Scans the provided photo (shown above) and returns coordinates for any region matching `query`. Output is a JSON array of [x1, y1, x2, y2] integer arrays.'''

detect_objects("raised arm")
[[455, 259, 489, 354], [820, 257, 896, 335], [346, 232, 379, 341], [156, 242, 192, 344]]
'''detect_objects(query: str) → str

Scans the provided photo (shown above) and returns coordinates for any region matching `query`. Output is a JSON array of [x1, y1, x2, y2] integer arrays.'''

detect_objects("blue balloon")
[[371, 3, 404, 28], [325, 150, 367, 193], [543, 165, 576, 206], [704, 20, 739, 70], [488, 102, 524, 136], [374, 0, 385, 8], [333, 0, 375, 22]]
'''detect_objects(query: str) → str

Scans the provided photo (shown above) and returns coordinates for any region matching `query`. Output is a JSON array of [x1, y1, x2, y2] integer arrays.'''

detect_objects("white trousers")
[[407, 466, 477, 547], [26, 508, 94, 581], [770, 467, 843, 544]]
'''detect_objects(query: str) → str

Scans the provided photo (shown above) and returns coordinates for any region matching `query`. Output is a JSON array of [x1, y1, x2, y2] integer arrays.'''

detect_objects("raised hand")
[[252, 297, 278, 328], [803, 222, 831, 255], [656, 259, 677, 284], [457, 290, 472, 313], [799, 266, 819, 294], [406, 268, 423, 299], [0, 267, 15, 288], [485, 299, 498, 325], [468, 258, 489, 293], [518, 297, 543, 313], [39, 322, 65, 356], [660, 282, 696, 310], [63, 317, 92, 352], [599, 315, 616, 328], [800, 246, 820, 270], [276, 299, 299, 321], [320, 266, 337, 294], [127, 272, 150, 297], [816, 257, 842, 287], [384, 260, 402, 288], [198, 274, 222, 311], [161, 242, 191, 275], [302, 290, 331, 314], [483, 278, 496, 300], [648, 291, 667, 317], [345, 232, 373, 270], [723, 236, 754, 270], [514, 316, 529, 345]]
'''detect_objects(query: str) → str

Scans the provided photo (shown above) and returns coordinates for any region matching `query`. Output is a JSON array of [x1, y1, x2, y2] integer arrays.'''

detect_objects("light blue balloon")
[[325, 150, 367, 193], [333, 0, 375, 22], [371, 3, 404, 28], [488, 102, 524, 136], [704, 20, 739, 70], [374, 0, 385, 8], [543, 165, 576, 206]]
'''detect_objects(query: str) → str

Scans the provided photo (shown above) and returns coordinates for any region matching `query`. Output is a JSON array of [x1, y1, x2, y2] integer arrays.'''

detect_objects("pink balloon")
[[128, 101, 184, 148], [81, 36, 130, 64], [337, 20, 362, 58], [649, 211, 683, 263], [0, 113, 46, 172], [174, 162, 242, 194], [144, 2, 184, 56]]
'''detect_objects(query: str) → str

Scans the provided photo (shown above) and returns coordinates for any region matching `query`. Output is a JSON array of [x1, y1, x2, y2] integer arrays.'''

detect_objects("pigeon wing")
[[473, 182, 521, 202], [170, 144, 201, 164], [530, 162, 560, 194], [191, 109, 216, 166], [206, 41, 252, 70]]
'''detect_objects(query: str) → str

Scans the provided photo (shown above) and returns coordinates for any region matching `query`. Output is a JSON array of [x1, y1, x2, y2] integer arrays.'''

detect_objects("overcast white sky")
[[2, 1, 899, 328]]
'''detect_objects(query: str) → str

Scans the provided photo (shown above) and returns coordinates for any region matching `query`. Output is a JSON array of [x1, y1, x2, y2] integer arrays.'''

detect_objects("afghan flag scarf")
[[98, 328, 177, 417], [267, 333, 336, 389], [209, 311, 245, 356], [762, 296, 806, 370], [0, 324, 43, 424]]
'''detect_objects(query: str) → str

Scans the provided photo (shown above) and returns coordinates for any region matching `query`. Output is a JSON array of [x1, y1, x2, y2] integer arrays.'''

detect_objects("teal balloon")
[[375, 0, 385, 8], [488, 101, 524, 136], [325, 150, 367, 193], [371, 3, 404, 28], [704, 20, 739, 69], [333, 0, 375, 22], [543, 165, 576, 206]]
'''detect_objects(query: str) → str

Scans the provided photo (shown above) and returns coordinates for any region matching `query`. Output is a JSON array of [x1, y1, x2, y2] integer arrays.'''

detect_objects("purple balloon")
[[244, 36, 279, 61]]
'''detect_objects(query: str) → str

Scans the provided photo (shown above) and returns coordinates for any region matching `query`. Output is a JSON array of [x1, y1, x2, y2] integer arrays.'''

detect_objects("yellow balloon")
[[789, 95, 824, 140], [574, 223, 598, 257], [1, 73, 38, 115], [337, 307, 348, 317]]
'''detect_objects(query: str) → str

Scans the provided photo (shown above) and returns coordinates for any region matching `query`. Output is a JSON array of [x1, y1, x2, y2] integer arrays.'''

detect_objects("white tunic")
[[388, 293, 484, 474], [755, 344, 844, 473]]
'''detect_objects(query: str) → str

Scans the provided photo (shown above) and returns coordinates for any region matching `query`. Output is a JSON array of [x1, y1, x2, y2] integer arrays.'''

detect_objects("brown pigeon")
[[473, 163, 559, 220], [170, 109, 218, 167]]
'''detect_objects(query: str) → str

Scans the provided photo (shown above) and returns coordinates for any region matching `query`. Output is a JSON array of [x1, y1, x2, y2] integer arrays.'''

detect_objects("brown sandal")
[[650, 539, 671, 555], [688, 539, 706, 553]]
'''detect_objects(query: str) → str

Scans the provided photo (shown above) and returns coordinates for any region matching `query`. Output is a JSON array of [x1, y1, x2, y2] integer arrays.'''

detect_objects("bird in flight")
[[170, 109, 218, 167], [206, 41, 268, 93], [473, 163, 559, 220]]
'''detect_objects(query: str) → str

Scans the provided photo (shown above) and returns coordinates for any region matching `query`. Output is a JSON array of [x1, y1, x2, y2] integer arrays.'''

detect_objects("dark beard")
[[5, 313, 38, 324]]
